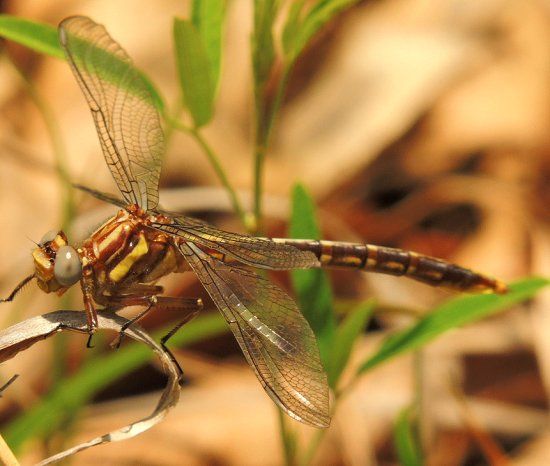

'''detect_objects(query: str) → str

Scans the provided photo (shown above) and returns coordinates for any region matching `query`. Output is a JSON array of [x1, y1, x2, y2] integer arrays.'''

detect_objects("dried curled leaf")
[[0, 310, 182, 466]]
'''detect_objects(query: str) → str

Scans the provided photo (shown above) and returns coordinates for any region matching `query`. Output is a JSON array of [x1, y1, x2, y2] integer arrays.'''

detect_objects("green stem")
[[413, 350, 426, 458], [170, 119, 250, 230], [300, 427, 326, 466], [252, 62, 293, 233], [278, 409, 297, 466]]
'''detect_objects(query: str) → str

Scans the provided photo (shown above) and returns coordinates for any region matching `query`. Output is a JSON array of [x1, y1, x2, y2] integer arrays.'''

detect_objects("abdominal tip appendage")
[[493, 280, 509, 295]]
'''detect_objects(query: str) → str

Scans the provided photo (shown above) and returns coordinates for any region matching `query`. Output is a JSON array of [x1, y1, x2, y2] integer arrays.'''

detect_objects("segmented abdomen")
[[271, 239, 507, 294]]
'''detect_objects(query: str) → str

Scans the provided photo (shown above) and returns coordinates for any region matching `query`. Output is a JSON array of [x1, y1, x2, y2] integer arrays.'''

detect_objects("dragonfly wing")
[[179, 242, 330, 428], [151, 215, 319, 270], [59, 16, 163, 211]]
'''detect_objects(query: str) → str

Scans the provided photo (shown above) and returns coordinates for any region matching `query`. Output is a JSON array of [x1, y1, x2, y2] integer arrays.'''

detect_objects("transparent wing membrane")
[[59, 16, 163, 211], [179, 242, 330, 428], [151, 215, 319, 270]]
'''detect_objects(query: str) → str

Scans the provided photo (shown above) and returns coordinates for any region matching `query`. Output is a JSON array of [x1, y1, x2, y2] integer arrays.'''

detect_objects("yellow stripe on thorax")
[[109, 233, 149, 282]]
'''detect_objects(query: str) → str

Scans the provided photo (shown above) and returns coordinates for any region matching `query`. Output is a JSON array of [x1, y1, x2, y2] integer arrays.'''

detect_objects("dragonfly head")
[[32, 230, 82, 294]]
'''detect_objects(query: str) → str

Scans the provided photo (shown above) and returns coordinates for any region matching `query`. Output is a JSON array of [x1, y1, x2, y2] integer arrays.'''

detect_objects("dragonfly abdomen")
[[272, 239, 507, 294]]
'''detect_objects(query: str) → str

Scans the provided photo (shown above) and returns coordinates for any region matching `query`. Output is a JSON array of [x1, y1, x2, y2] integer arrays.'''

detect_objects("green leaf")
[[290, 0, 360, 62], [252, 0, 279, 89], [358, 277, 549, 374], [0, 15, 63, 58], [394, 406, 423, 466], [5, 313, 227, 451], [191, 0, 227, 94], [173, 18, 215, 127], [327, 299, 374, 389], [0, 15, 165, 112], [282, 0, 305, 57], [289, 183, 336, 366]]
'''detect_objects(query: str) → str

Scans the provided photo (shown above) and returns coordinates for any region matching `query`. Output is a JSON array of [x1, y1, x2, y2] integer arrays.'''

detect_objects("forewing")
[[179, 242, 330, 428], [59, 16, 163, 211], [151, 215, 319, 270]]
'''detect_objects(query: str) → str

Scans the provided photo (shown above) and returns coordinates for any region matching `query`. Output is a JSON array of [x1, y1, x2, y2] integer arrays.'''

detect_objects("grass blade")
[[327, 299, 374, 389], [292, 0, 360, 61], [289, 183, 336, 366], [0, 15, 165, 111], [358, 277, 549, 374], [252, 0, 279, 89], [281, 0, 305, 59], [191, 0, 227, 94], [0, 15, 62, 58], [173, 18, 215, 127], [394, 406, 423, 466]]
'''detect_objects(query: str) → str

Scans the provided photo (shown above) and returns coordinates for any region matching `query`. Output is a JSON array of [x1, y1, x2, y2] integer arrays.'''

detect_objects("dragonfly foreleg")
[[0, 274, 35, 303], [80, 270, 98, 347]]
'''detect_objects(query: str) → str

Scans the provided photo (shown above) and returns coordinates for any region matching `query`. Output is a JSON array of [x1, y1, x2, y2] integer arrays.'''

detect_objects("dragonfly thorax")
[[32, 230, 82, 294]]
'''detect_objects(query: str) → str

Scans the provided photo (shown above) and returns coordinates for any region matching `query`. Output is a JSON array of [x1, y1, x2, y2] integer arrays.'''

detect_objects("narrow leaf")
[[358, 277, 549, 374], [0, 15, 165, 111], [252, 0, 279, 88], [282, 0, 305, 57], [191, 0, 227, 94], [0, 15, 62, 58], [394, 406, 423, 466], [327, 299, 375, 388], [291, 0, 360, 62], [173, 18, 215, 127], [289, 183, 336, 366]]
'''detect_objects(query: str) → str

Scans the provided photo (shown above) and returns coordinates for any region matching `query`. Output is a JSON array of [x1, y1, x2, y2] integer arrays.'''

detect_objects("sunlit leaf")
[[281, 0, 305, 57], [191, 0, 227, 93], [0, 15, 165, 111], [290, 0, 360, 62], [252, 0, 279, 89], [394, 406, 423, 466], [327, 299, 374, 388], [0, 15, 62, 58], [358, 277, 549, 374], [173, 18, 215, 127], [289, 183, 336, 366]]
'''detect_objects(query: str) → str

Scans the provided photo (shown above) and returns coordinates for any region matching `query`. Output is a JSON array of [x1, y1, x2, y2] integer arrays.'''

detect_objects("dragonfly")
[[0, 16, 507, 429]]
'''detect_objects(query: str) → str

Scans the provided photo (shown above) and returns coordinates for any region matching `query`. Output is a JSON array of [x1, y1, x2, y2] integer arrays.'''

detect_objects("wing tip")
[[286, 407, 331, 429]]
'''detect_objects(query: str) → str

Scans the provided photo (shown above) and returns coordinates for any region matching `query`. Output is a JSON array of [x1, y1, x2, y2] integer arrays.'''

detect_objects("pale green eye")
[[54, 245, 82, 286]]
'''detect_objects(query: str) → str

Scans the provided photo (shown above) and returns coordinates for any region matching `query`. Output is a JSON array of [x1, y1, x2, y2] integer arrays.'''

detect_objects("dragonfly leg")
[[109, 293, 203, 349], [160, 302, 203, 349], [0, 274, 35, 303], [80, 272, 98, 348], [0, 374, 19, 396]]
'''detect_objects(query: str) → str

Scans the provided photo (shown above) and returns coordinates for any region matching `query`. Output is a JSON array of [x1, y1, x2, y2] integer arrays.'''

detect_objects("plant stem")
[[170, 119, 250, 230], [300, 427, 326, 466], [413, 349, 427, 458], [278, 409, 297, 466], [5, 57, 75, 233], [252, 62, 293, 232]]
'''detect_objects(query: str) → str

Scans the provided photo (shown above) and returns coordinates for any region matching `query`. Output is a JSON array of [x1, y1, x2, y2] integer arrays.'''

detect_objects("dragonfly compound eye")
[[54, 245, 82, 286]]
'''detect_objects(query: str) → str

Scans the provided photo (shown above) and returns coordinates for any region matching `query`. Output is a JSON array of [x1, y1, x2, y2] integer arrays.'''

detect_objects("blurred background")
[[0, 0, 549, 465]]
